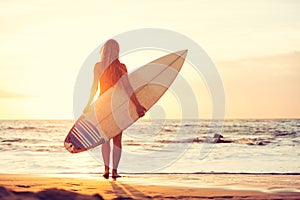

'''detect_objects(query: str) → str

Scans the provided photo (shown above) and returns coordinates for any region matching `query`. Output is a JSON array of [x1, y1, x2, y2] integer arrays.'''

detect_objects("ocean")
[[1, 119, 299, 175]]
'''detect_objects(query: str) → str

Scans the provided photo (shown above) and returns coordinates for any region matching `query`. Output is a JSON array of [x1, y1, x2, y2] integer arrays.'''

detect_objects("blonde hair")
[[100, 39, 120, 68], [99, 39, 127, 94]]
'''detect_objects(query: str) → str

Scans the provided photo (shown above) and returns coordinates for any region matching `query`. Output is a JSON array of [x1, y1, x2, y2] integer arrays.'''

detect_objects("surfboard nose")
[[175, 49, 188, 59]]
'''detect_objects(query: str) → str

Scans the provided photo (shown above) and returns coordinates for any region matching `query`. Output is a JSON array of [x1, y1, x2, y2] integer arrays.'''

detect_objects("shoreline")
[[0, 174, 299, 199]]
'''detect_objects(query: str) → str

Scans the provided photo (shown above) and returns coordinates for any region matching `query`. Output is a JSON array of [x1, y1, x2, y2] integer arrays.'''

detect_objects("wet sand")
[[0, 174, 299, 199]]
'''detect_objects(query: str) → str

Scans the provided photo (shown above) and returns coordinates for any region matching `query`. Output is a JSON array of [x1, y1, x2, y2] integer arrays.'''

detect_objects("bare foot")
[[112, 169, 121, 179], [103, 171, 109, 179], [103, 166, 109, 179]]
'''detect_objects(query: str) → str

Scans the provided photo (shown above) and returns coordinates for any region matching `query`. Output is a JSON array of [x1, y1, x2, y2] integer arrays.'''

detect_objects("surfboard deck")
[[64, 50, 188, 153]]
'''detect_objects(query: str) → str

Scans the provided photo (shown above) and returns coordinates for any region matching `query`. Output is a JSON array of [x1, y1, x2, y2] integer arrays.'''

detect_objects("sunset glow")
[[0, 0, 299, 119]]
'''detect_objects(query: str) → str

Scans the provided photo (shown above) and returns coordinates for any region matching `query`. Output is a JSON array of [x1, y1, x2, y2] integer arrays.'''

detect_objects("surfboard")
[[64, 50, 188, 153]]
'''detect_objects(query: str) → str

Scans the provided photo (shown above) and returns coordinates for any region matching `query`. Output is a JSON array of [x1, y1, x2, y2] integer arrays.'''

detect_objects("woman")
[[83, 39, 146, 179]]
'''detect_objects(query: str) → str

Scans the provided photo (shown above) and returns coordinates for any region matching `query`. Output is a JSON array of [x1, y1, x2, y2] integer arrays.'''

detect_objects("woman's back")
[[97, 60, 127, 95]]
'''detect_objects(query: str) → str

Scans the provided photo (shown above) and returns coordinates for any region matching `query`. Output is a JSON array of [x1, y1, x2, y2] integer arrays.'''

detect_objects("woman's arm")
[[121, 74, 146, 117], [83, 66, 99, 113]]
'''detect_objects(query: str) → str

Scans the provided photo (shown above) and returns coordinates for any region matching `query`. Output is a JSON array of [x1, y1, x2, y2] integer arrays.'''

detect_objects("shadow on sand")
[[110, 181, 151, 199]]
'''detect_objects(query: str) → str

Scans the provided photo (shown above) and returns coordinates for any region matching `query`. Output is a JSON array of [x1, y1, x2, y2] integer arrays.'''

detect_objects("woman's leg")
[[112, 132, 122, 176], [102, 140, 111, 178]]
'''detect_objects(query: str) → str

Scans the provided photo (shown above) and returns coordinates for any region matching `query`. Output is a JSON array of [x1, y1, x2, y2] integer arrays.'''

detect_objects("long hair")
[[100, 39, 120, 68], [99, 39, 125, 92]]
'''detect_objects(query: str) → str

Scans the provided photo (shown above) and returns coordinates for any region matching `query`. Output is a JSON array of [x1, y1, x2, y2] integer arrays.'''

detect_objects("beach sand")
[[0, 174, 299, 199]]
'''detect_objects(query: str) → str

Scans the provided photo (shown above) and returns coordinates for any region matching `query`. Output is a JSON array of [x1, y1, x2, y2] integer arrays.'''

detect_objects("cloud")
[[215, 51, 300, 118], [0, 89, 34, 98], [216, 51, 300, 84], [217, 51, 300, 70]]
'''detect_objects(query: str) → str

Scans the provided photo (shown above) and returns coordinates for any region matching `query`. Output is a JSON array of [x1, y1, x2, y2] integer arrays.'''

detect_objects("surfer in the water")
[[83, 39, 146, 179]]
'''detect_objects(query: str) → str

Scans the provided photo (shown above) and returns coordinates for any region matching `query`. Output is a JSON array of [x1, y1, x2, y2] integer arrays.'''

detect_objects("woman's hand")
[[136, 104, 146, 118]]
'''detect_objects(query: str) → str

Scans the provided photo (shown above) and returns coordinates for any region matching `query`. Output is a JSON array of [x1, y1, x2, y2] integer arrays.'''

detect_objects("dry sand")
[[0, 174, 299, 199]]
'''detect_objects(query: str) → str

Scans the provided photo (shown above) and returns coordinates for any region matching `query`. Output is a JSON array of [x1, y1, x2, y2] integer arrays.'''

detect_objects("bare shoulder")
[[94, 62, 104, 76], [94, 62, 103, 69]]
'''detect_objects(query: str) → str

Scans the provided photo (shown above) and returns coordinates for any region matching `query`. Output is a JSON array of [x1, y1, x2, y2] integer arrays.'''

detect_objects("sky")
[[0, 0, 299, 119]]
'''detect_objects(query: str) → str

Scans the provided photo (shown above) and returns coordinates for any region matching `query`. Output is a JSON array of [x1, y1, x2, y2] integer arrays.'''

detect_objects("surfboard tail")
[[64, 118, 106, 153]]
